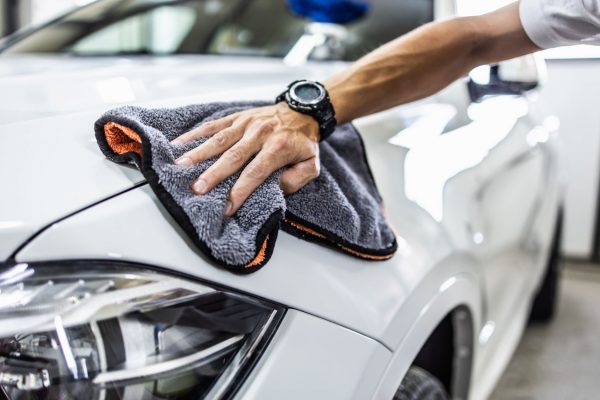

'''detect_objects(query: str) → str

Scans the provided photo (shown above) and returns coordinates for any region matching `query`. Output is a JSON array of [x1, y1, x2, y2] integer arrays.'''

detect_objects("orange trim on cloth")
[[245, 235, 269, 269], [381, 204, 399, 238], [101, 123, 392, 265], [336, 244, 394, 261], [284, 219, 327, 239], [104, 122, 142, 155], [284, 218, 393, 261]]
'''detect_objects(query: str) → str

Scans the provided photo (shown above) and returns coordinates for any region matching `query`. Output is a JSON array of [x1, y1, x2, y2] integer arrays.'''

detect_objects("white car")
[[0, 0, 562, 399]]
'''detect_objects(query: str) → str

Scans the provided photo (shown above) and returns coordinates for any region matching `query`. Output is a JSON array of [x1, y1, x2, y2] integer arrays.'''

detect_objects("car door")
[[452, 58, 559, 371], [387, 56, 556, 364]]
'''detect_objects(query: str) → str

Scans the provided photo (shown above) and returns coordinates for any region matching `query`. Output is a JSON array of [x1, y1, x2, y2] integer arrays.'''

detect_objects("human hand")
[[172, 103, 320, 216]]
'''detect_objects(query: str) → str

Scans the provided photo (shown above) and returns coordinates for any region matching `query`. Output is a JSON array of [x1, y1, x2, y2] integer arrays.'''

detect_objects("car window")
[[2, 0, 434, 62], [70, 5, 197, 54]]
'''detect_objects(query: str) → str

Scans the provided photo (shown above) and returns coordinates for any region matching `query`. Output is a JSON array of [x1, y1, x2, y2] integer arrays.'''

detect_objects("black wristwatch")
[[276, 80, 337, 141]]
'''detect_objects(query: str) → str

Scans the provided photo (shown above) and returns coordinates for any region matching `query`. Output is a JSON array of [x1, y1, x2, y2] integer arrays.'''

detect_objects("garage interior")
[[1, 0, 599, 399]]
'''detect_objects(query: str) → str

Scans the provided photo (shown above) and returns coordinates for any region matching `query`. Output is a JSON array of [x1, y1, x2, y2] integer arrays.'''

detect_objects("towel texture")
[[95, 101, 396, 273]]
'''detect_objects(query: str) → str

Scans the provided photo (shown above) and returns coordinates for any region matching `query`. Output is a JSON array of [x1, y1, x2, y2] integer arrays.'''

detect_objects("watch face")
[[290, 81, 325, 105]]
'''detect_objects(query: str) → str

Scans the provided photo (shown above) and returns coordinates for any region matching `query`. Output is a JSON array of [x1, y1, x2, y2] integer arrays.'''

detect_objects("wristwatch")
[[276, 80, 337, 141]]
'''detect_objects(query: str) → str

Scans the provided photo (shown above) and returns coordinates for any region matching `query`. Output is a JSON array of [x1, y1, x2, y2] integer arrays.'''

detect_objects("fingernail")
[[192, 178, 207, 194], [171, 139, 181, 145], [175, 157, 192, 167], [224, 200, 233, 216]]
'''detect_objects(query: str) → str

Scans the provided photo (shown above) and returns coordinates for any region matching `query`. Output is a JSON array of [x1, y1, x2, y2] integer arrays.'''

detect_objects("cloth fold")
[[95, 101, 396, 273]]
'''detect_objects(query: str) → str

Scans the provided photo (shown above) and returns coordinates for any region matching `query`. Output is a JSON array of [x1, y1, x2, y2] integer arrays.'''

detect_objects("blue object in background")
[[287, 0, 369, 24]]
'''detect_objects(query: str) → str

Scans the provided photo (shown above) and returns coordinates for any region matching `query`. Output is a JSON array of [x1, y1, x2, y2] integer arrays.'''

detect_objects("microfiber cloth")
[[94, 101, 397, 273]]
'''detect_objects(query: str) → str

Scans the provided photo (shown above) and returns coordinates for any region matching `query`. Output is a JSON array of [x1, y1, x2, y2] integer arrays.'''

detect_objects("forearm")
[[175, 4, 540, 208], [325, 2, 539, 124]]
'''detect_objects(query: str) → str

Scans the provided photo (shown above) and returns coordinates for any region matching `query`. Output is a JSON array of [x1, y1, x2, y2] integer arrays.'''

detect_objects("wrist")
[[275, 79, 337, 141], [275, 102, 320, 142], [323, 75, 353, 125]]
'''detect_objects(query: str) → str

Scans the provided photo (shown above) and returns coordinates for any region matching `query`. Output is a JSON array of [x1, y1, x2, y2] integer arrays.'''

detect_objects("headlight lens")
[[0, 262, 284, 400]]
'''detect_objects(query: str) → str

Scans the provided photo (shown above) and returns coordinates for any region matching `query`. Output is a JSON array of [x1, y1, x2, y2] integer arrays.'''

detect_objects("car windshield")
[[1, 0, 433, 62]]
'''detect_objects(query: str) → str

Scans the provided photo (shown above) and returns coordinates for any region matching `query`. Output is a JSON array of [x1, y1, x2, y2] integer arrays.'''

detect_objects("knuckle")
[[268, 137, 289, 154], [234, 114, 250, 126], [212, 131, 227, 145], [303, 141, 318, 157], [245, 162, 267, 180], [249, 119, 274, 139], [303, 159, 320, 179], [197, 121, 216, 135], [310, 169, 320, 179], [225, 146, 244, 164], [281, 175, 300, 194], [310, 164, 320, 179], [312, 158, 320, 172], [257, 119, 275, 133]]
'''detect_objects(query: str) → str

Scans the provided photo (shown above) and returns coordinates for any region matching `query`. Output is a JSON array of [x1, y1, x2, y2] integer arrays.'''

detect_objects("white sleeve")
[[520, 0, 600, 48]]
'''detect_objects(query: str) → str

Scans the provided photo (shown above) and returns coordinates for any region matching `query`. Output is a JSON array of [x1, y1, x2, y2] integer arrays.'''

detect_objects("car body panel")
[[0, 55, 344, 261], [15, 183, 444, 350], [0, 112, 144, 260], [12, 67, 562, 400], [372, 272, 479, 400], [233, 309, 392, 400], [0, 1, 562, 394], [0, 55, 343, 124]]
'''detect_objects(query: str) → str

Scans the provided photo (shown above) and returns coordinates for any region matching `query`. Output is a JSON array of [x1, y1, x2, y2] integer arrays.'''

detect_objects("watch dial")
[[294, 83, 322, 102]]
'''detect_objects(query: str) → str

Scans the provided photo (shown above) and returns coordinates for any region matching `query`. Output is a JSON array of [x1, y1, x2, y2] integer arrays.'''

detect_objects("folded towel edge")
[[282, 212, 397, 261], [94, 118, 283, 273]]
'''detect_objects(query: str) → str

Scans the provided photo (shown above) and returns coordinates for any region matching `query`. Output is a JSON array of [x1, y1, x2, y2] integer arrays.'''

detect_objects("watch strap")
[[275, 81, 337, 141]]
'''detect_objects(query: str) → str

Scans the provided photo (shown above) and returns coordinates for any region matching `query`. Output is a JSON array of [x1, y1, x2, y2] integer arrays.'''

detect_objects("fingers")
[[279, 157, 320, 195], [225, 144, 290, 216], [170, 103, 322, 217], [174, 117, 272, 167], [171, 113, 237, 145], [191, 139, 259, 195], [175, 125, 245, 166]]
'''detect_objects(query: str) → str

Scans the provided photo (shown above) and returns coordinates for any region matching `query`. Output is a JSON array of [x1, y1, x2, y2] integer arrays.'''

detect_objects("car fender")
[[370, 254, 481, 400]]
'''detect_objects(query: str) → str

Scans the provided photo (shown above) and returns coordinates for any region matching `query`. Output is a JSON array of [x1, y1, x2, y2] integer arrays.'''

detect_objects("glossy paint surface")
[[0, 55, 343, 260], [1, 38, 560, 400]]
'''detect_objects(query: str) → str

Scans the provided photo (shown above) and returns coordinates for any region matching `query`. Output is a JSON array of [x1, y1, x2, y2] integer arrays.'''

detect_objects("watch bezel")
[[288, 80, 326, 106]]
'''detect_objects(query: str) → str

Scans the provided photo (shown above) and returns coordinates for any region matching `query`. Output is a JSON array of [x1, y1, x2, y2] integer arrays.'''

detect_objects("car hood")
[[0, 54, 344, 260]]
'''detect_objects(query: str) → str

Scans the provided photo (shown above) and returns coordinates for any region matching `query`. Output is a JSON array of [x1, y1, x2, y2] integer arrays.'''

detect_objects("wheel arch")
[[371, 260, 481, 400], [412, 305, 474, 400]]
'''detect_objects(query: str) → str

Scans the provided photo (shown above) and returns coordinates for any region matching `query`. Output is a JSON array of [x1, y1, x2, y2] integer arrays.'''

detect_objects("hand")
[[172, 103, 321, 216]]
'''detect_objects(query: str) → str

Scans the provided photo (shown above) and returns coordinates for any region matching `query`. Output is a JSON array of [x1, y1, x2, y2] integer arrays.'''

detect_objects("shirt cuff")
[[519, 0, 559, 49]]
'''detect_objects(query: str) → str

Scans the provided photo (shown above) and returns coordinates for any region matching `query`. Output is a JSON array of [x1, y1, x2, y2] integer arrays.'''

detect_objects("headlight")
[[0, 261, 284, 400]]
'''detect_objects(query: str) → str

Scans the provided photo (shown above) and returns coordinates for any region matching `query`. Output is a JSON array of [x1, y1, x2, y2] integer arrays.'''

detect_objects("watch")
[[276, 80, 337, 141]]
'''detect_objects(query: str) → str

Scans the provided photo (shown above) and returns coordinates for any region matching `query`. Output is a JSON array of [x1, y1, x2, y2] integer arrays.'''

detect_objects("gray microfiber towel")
[[94, 101, 397, 273]]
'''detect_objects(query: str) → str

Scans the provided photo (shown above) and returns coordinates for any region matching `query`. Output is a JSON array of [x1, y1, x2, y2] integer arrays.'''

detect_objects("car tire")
[[393, 366, 448, 400], [529, 210, 563, 323]]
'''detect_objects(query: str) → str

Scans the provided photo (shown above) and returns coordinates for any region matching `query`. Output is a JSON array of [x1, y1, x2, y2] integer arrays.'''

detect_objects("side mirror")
[[467, 54, 547, 102]]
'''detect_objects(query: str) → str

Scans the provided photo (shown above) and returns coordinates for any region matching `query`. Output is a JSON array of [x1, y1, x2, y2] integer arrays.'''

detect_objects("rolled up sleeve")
[[520, 0, 600, 48]]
